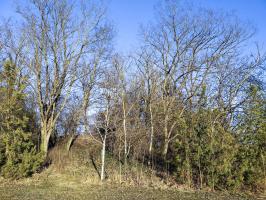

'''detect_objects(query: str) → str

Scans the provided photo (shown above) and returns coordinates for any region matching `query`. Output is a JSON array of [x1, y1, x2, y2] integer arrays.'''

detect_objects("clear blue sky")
[[0, 0, 265, 53], [107, 0, 266, 53]]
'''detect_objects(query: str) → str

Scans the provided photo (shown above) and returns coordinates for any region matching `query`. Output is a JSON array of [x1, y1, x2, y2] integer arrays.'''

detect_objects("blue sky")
[[107, 0, 266, 53], [0, 0, 265, 53]]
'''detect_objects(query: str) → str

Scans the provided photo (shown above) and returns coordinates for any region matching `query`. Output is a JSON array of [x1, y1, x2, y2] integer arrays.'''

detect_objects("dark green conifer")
[[0, 60, 42, 178]]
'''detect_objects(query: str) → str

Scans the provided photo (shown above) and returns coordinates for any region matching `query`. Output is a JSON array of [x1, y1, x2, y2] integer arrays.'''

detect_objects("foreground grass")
[[0, 178, 261, 200], [0, 141, 263, 200]]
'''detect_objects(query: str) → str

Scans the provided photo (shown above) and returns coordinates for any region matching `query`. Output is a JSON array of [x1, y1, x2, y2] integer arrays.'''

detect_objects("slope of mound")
[[47, 135, 166, 187]]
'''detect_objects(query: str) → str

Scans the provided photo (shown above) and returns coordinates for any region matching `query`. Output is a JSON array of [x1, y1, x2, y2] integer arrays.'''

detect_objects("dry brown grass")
[[0, 172, 260, 200], [47, 135, 166, 188]]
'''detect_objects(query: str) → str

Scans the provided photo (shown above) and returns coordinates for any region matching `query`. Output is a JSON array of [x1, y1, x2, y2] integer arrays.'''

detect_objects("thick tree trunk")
[[162, 138, 169, 159], [40, 135, 50, 157], [40, 129, 48, 156], [40, 121, 53, 157]]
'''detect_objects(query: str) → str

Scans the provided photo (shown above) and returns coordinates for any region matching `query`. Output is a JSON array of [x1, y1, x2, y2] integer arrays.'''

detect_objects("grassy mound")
[[47, 135, 165, 187]]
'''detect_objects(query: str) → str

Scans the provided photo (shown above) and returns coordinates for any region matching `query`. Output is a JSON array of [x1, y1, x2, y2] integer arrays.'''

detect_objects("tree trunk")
[[162, 111, 169, 159], [40, 121, 52, 157], [149, 103, 154, 154], [148, 103, 154, 166], [122, 96, 127, 166], [40, 130, 48, 156], [100, 134, 106, 181], [66, 134, 78, 151], [162, 138, 169, 159]]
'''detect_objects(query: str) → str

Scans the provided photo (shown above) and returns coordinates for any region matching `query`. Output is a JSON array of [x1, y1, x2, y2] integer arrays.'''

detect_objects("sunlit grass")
[[0, 176, 258, 200]]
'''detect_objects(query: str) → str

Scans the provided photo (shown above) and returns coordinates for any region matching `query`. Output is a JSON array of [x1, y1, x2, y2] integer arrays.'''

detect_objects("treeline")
[[0, 0, 265, 192]]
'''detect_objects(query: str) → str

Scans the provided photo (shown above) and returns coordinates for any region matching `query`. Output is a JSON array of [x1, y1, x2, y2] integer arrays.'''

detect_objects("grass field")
[[0, 184, 259, 200], [0, 139, 263, 200], [0, 179, 261, 200]]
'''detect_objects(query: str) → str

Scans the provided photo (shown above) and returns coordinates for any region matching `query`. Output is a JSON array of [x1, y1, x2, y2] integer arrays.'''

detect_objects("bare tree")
[[14, 0, 112, 156], [112, 56, 136, 166], [140, 2, 264, 159], [135, 49, 159, 164], [94, 66, 118, 181]]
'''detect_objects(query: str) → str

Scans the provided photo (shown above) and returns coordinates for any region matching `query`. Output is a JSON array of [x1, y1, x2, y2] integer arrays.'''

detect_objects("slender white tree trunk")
[[149, 102, 154, 155], [100, 134, 106, 181], [122, 92, 128, 166]]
